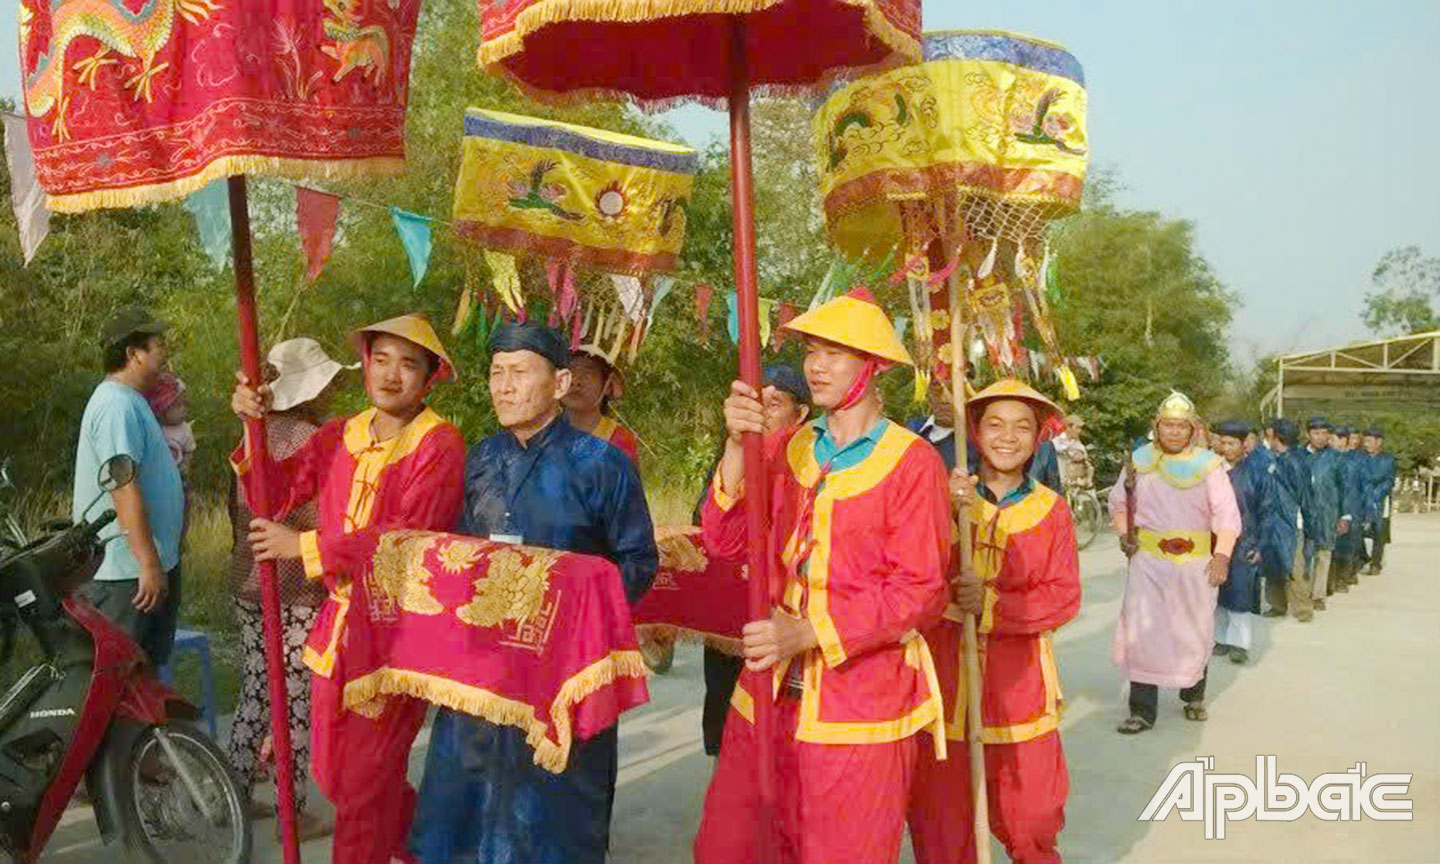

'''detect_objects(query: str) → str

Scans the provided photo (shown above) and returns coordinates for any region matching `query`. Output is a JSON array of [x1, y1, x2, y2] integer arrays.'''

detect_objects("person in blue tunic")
[[1327, 427, 1367, 593], [1301, 418, 1354, 613], [1211, 420, 1274, 664], [410, 322, 659, 864], [1360, 427, 1398, 575], [1261, 419, 1311, 621]]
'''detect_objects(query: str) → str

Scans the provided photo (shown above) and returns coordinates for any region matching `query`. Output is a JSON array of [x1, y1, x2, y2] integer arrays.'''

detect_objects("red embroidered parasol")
[[475, 0, 922, 853], [16, 3, 429, 861]]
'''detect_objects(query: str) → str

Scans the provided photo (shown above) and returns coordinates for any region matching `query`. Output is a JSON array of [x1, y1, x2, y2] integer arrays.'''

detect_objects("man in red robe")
[[565, 345, 641, 465], [231, 314, 465, 864], [693, 287, 952, 864], [910, 379, 1082, 864]]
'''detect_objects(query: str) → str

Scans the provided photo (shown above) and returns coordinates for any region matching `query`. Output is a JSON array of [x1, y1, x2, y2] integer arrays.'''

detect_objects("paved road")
[[42, 514, 1440, 863]]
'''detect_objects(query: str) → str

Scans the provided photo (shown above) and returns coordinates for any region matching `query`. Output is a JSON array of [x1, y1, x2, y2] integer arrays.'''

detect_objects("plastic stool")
[[159, 629, 218, 739]]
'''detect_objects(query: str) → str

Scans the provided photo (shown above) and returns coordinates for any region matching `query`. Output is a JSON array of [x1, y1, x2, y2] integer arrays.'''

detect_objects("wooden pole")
[[947, 265, 992, 864], [728, 19, 776, 861], [228, 176, 302, 864]]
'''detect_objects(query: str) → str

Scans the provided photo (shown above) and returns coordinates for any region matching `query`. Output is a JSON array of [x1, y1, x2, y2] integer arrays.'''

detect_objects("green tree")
[[1362, 245, 1440, 336], [1049, 174, 1236, 480]]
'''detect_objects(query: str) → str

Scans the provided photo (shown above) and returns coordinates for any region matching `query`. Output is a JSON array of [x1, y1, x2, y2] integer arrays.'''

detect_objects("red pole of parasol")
[[227, 176, 303, 864], [728, 18, 777, 857]]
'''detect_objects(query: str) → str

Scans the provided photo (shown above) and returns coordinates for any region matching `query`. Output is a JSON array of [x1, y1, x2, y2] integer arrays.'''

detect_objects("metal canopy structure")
[[1265, 331, 1440, 417]]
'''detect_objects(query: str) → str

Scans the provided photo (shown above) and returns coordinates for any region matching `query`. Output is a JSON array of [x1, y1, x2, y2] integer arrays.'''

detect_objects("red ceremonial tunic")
[[592, 415, 640, 467], [233, 406, 465, 679], [927, 482, 1081, 744], [701, 421, 951, 747]]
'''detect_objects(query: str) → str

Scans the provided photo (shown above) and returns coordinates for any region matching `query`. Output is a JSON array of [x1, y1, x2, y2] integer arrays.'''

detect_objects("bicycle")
[[1066, 484, 1104, 551]]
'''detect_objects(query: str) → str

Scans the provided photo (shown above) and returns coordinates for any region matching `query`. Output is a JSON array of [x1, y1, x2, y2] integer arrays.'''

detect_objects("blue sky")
[[5, 1, 1439, 359]]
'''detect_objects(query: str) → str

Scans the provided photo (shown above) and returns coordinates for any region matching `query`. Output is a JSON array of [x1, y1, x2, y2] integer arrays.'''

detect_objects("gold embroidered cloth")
[[340, 530, 649, 773]]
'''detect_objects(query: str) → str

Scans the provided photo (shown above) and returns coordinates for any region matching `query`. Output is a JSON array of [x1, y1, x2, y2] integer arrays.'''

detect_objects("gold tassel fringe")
[[342, 650, 647, 774], [45, 155, 407, 214]]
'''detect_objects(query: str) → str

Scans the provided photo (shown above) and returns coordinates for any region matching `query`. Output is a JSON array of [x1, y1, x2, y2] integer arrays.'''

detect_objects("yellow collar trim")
[[342, 406, 445, 463], [592, 415, 618, 441]]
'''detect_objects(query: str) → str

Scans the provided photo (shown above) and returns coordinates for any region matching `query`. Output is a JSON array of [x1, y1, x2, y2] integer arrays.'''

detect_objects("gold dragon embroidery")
[[23, 0, 223, 141], [321, 0, 392, 85], [368, 531, 444, 616], [456, 546, 561, 630]]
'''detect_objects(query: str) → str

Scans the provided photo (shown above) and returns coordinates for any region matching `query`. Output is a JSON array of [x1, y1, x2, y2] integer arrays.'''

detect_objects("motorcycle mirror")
[[99, 455, 137, 492]]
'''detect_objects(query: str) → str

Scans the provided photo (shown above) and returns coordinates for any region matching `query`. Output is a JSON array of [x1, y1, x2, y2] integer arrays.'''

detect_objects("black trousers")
[[702, 646, 744, 755], [1129, 667, 1208, 726]]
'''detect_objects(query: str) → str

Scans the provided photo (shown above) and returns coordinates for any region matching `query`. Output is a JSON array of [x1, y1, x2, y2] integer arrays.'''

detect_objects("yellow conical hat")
[[350, 314, 457, 384], [968, 378, 1061, 425], [781, 286, 913, 366]]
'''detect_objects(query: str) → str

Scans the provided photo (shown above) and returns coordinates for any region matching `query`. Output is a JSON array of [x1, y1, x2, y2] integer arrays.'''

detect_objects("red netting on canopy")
[[478, 0, 922, 107]]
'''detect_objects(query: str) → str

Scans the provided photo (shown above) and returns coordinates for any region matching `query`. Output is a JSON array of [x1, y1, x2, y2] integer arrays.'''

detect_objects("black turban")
[[1274, 418, 1300, 447], [1214, 420, 1251, 440], [488, 321, 569, 370]]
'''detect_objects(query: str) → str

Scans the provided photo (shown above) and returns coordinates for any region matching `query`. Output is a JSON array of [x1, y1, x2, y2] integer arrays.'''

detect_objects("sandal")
[[1183, 703, 1208, 722], [1117, 715, 1153, 735]]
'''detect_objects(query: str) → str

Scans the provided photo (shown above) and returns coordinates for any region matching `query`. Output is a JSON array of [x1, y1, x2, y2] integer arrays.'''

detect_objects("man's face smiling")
[[803, 338, 868, 411], [976, 399, 1038, 474]]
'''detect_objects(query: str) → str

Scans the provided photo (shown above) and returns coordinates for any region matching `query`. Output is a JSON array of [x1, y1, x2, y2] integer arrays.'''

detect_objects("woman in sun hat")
[[225, 337, 354, 840]]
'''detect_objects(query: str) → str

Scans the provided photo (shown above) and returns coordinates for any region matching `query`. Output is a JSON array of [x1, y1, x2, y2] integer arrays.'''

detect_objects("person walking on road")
[[1110, 392, 1240, 733], [1360, 428, 1397, 574], [1212, 420, 1273, 665]]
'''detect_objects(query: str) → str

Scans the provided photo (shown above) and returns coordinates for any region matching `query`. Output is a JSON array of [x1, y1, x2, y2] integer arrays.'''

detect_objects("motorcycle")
[[0, 456, 251, 863]]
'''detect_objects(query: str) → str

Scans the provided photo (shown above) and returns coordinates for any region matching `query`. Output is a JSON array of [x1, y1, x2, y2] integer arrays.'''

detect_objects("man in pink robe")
[[1109, 392, 1241, 733]]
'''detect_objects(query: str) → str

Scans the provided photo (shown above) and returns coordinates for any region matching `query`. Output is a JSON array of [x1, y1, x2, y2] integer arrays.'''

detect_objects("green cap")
[[101, 306, 168, 349]]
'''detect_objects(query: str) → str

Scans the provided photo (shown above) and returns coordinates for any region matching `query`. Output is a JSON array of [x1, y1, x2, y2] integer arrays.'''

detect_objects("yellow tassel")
[[451, 287, 474, 336], [342, 651, 648, 774], [45, 155, 405, 214], [608, 316, 628, 364]]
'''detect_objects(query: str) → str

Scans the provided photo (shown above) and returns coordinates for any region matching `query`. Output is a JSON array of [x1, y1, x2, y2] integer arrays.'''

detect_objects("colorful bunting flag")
[[758, 298, 776, 348], [726, 292, 739, 345], [1059, 364, 1081, 400], [2, 115, 49, 265], [694, 283, 714, 343], [648, 276, 676, 329], [775, 302, 798, 347], [612, 274, 645, 322], [390, 207, 434, 289], [483, 250, 525, 315], [296, 187, 341, 283], [183, 179, 232, 270]]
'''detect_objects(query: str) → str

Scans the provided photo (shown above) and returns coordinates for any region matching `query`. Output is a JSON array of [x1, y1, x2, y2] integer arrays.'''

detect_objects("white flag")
[[611, 274, 645, 322], [2, 115, 50, 265]]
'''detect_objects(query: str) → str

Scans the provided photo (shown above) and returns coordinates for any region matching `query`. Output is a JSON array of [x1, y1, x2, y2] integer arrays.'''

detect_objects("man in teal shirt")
[[72, 307, 185, 665]]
